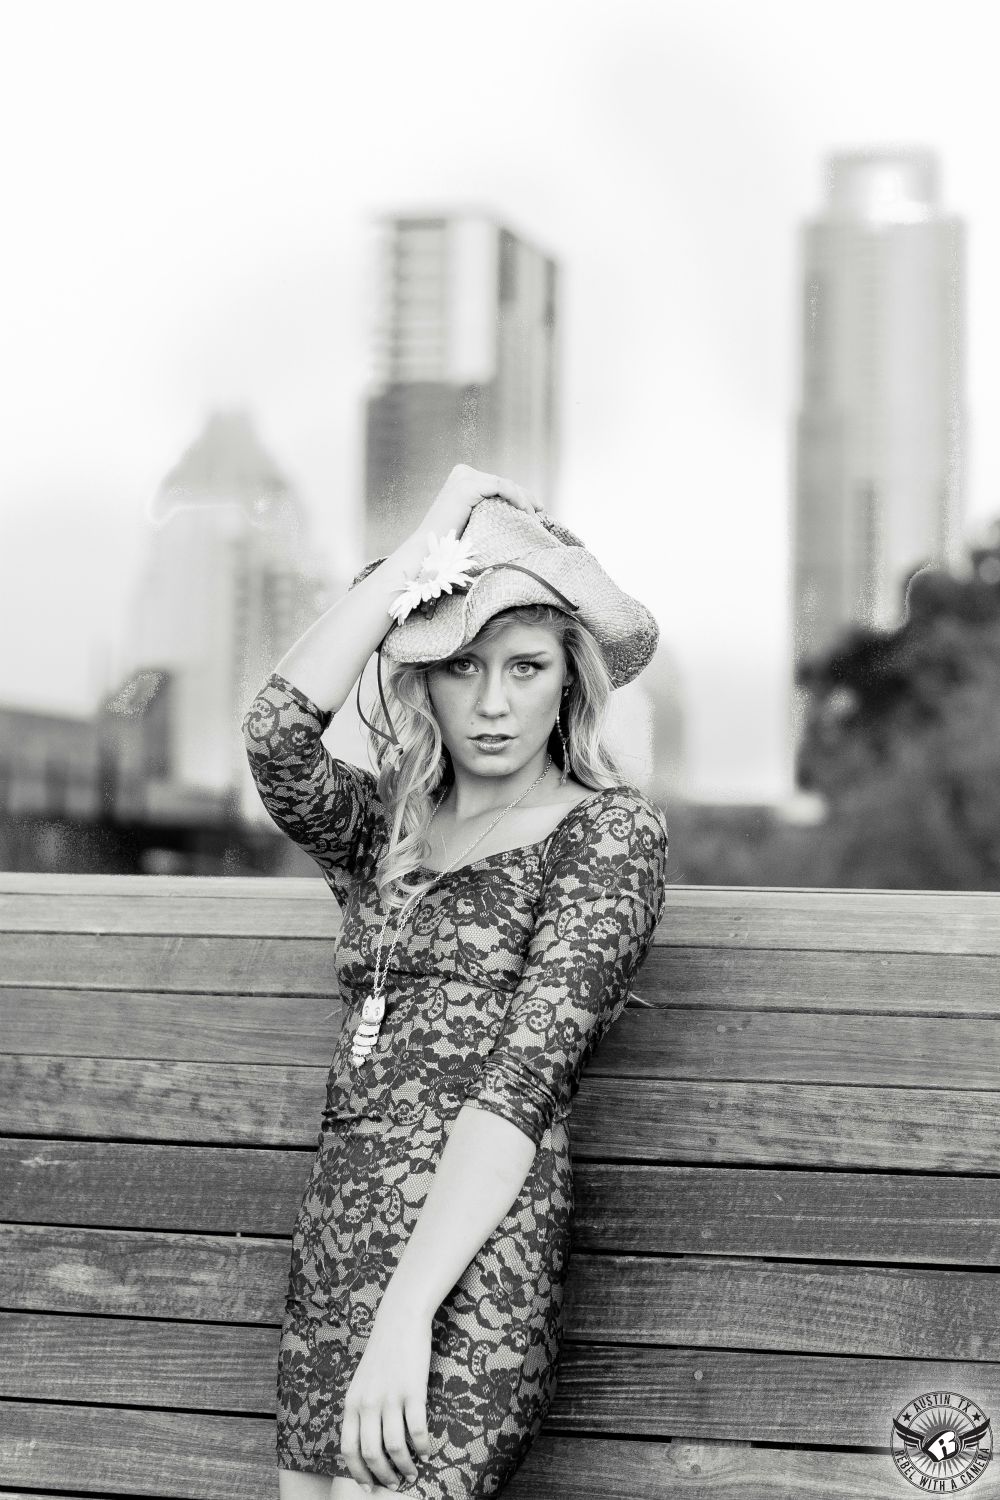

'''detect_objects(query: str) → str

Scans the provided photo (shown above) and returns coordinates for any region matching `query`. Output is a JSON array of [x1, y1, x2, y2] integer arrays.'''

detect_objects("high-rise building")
[[121, 409, 331, 820], [791, 150, 966, 680], [363, 211, 560, 555]]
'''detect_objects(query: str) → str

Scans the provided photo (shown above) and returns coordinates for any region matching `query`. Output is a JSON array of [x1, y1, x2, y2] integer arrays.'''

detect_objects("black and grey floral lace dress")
[[241, 670, 669, 1497]]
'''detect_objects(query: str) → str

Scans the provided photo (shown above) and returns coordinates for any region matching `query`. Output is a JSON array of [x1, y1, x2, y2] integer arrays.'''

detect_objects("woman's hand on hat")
[[419, 463, 544, 544]]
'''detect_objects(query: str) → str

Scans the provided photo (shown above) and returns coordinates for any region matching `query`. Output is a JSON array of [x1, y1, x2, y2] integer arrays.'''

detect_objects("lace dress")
[[241, 670, 669, 1496]]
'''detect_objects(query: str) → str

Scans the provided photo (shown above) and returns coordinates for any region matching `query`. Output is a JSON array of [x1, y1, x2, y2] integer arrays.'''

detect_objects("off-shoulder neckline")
[[414, 784, 642, 878]]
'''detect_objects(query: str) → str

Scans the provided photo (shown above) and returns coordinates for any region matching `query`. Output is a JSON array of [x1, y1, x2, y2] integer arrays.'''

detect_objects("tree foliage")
[[790, 554, 1000, 889]]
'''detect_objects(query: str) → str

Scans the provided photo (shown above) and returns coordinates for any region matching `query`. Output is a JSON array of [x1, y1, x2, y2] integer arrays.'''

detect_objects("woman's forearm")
[[272, 525, 429, 717], [273, 466, 540, 719], [376, 1103, 537, 1325]]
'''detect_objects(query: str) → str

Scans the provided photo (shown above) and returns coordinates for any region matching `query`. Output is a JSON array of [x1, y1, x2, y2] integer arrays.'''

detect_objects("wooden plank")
[[0, 989, 346, 1064], [642, 947, 1000, 1016], [0, 893, 341, 938], [0, 1056, 326, 1147], [604, 1009, 1000, 1088], [0, 873, 321, 896], [5, 990, 1000, 1089], [3, 1231, 999, 1362], [3, 1059, 999, 1169], [514, 1437, 980, 1500], [0, 1224, 286, 1323], [0, 1441, 971, 1500], [574, 1163, 1000, 1264], [0, 1312, 276, 1409], [0, 1138, 312, 1235], [0, 932, 337, 994], [2, 1314, 998, 1428], [0, 1400, 273, 1499], [0, 1435, 966, 1500], [3, 876, 1000, 953], [569, 1077, 1000, 1171], [551, 1345, 1000, 1444], [3, 1345, 1000, 1466], [561, 1257, 1000, 1362], [5, 1141, 999, 1266], [5, 936, 999, 1020]]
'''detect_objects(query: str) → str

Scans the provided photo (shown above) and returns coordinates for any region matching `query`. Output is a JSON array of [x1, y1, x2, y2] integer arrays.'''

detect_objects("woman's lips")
[[471, 733, 513, 746]]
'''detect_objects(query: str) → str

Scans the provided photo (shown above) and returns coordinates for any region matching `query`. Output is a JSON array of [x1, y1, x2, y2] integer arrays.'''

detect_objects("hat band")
[[472, 561, 581, 613], [355, 641, 401, 746]]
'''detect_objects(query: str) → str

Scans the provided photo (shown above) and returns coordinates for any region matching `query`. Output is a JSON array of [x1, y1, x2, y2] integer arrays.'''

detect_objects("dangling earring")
[[556, 687, 570, 785]]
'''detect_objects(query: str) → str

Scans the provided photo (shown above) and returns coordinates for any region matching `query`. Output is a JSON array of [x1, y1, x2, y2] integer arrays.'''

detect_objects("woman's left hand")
[[340, 1300, 435, 1491]]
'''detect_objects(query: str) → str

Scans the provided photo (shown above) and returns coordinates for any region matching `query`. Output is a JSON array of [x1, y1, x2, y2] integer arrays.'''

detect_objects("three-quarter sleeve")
[[462, 789, 669, 1148], [241, 669, 386, 883]]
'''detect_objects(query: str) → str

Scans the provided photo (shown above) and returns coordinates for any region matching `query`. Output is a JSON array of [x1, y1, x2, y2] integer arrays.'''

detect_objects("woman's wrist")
[[384, 528, 437, 587], [375, 1277, 436, 1328]]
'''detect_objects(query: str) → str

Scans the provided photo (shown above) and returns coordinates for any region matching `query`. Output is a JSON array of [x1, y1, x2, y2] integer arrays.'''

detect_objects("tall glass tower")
[[791, 149, 966, 679], [363, 211, 560, 555]]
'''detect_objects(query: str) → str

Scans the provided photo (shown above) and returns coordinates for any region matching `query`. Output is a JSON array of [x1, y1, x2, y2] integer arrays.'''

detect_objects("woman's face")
[[427, 619, 570, 782]]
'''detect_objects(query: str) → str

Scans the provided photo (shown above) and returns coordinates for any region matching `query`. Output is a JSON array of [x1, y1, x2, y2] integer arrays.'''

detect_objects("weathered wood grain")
[[3, 1230, 998, 1362], [3, 1057, 999, 1169], [4, 874, 1000, 953], [5, 988, 1000, 1088], [511, 1436, 985, 1500], [4, 1141, 999, 1267], [550, 1344, 1000, 1443], [3, 1353, 1000, 1483], [0, 1312, 278, 1408], [0, 1435, 967, 1500], [2, 1313, 997, 1429], [0, 893, 341, 937], [0, 1399, 274, 1498], [0, 932, 336, 993], [0, 988, 347, 1063], [6, 938, 1000, 1019], [3, 875, 999, 1500]]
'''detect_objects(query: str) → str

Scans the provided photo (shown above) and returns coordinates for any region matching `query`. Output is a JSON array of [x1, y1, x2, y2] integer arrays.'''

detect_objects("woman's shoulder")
[[562, 780, 668, 833], [543, 781, 669, 882]]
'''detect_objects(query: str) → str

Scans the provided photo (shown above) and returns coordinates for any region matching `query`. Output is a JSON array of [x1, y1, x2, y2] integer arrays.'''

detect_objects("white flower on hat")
[[387, 528, 479, 626], [386, 577, 427, 626]]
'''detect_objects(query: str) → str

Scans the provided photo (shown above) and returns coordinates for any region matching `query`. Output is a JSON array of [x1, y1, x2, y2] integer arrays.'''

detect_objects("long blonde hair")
[[364, 604, 628, 910]]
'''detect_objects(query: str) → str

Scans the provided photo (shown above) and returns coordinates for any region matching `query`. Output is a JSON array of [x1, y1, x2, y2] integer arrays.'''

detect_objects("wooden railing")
[[2, 873, 999, 1498]]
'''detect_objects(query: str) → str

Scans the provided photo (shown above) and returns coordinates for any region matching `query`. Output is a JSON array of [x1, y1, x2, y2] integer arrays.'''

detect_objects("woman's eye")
[[512, 661, 540, 675], [448, 659, 476, 674]]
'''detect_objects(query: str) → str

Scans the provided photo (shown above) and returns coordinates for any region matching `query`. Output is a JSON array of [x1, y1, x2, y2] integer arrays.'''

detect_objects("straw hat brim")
[[349, 502, 659, 689]]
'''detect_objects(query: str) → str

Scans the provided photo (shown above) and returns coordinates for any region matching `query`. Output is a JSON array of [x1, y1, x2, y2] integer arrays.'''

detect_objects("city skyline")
[[3, 1, 999, 801]]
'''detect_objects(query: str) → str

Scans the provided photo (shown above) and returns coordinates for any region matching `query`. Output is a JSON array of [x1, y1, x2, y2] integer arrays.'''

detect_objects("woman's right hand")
[[416, 463, 544, 543]]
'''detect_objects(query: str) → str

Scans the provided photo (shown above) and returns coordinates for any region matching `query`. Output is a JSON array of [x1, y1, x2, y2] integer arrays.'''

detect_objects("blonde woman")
[[241, 464, 669, 1499]]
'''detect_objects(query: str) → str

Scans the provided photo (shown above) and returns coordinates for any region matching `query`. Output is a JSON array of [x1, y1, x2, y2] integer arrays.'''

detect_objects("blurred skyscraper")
[[791, 150, 966, 683], [363, 211, 560, 554], [121, 408, 331, 821]]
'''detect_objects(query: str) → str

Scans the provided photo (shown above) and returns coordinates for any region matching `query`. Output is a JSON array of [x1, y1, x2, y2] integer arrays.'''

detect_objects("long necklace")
[[351, 754, 554, 1067]]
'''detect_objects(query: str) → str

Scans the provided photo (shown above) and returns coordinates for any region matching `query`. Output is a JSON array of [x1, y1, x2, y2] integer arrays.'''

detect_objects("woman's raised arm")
[[269, 464, 541, 715]]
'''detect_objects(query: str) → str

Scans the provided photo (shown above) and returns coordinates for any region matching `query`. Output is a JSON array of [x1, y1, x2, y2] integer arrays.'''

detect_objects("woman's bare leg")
[[278, 1466, 334, 1498], [331, 1478, 408, 1496]]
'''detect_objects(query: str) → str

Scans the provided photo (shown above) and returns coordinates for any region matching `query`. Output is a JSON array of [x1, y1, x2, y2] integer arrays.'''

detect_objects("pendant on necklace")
[[361, 993, 385, 1024], [352, 992, 385, 1065]]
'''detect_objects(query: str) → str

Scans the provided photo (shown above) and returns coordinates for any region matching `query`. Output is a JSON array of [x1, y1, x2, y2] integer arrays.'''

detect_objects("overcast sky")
[[1, 0, 997, 800]]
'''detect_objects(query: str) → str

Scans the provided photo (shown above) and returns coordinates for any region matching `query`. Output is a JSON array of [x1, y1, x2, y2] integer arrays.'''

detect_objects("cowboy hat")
[[350, 498, 659, 691]]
